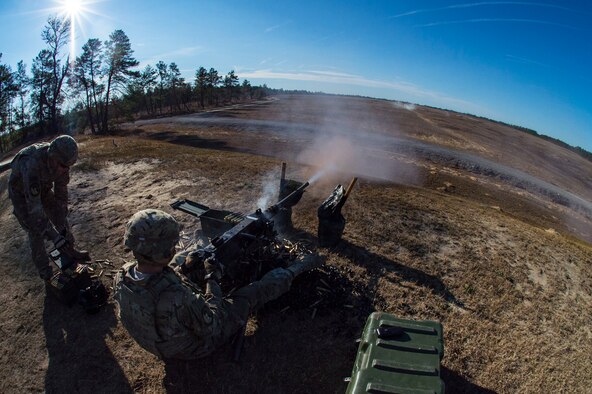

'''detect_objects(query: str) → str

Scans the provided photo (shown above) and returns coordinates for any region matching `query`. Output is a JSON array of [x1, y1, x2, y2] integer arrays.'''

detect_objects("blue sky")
[[1, 0, 591, 150]]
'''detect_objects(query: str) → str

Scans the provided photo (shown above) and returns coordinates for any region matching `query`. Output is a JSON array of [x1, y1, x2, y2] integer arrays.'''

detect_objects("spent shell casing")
[[309, 299, 322, 308]]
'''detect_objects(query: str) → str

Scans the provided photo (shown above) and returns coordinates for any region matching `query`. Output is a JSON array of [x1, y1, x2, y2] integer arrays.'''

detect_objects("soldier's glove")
[[203, 255, 223, 282], [286, 254, 324, 278], [53, 234, 68, 250], [184, 250, 205, 271], [66, 246, 91, 262], [53, 234, 91, 262]]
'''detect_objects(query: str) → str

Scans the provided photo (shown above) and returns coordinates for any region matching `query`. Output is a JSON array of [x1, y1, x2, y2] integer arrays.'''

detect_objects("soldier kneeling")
[[113, 209, 320, 360]]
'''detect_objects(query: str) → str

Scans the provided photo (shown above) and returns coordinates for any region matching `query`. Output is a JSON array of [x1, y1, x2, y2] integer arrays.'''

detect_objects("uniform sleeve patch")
[[202, 308, 213, 324], [30, 183, 40, 197]]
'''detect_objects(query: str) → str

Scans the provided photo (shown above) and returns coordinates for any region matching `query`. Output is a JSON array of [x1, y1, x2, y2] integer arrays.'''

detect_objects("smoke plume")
[[292, 96, 421, 187], [257, 171, 279, 209]]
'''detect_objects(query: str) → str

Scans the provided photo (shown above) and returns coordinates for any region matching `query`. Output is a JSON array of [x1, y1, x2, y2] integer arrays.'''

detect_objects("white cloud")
[[240, 69, 477, 109], [389, 2, 573, 19], [265, 24, 281, 33], [505, 54, 549, 68], [415, 18, 578, 30], [264, 20, 292, 33]]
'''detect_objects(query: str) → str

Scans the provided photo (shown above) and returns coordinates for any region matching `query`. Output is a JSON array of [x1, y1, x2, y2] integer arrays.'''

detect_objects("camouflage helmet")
[[124, 209, 180, 262], [48, 135, 78, 167]]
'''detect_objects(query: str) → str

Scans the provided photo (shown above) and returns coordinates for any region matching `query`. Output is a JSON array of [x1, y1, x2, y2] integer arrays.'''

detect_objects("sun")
[[60, 0, 84, 17], [31, 0, 104, 62], [53, 0, 98, 63]]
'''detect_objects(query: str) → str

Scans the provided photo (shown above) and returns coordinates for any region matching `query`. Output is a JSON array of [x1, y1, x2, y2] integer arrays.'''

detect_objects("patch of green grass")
[[463, 283, 475, 295], [495, 269, 515, 284]]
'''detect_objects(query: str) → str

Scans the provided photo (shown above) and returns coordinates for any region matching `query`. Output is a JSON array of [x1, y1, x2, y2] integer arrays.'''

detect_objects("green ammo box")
[[346, 312, 445, 394]]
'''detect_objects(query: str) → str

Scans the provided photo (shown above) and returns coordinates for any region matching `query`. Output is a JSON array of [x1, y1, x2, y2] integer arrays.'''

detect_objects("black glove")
[[66, 246, 91, 262], [286, 254, 324, 277], [184, 250, 205, 270], [53, 234, 91, 262], [203, 255, 222, 282], [52, 234, 68, 250]]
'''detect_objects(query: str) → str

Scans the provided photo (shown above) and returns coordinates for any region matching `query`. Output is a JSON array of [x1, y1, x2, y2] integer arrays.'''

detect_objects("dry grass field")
[[0, 94, 590, 393]]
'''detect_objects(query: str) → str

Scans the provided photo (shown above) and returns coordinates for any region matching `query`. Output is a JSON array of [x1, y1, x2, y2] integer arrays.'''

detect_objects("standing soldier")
[[8, 135, 90, 282], [113, 209, 320, 360]]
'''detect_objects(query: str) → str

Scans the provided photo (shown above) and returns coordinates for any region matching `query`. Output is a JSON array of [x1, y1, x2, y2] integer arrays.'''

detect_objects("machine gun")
[[171, 181, 309, 291]]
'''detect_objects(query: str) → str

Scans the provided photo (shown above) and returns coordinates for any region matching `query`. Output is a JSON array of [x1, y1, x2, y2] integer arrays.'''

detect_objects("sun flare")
[[53, 0, 100, 63], [61, 0, 83, 17]]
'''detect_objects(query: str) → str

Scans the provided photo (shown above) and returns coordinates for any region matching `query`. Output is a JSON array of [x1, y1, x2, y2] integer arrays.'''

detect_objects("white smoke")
[[256, 171, 279, 210], [308, 163, 337, 184], [393, 101, 416, 111], [293, 97, 421, 187]]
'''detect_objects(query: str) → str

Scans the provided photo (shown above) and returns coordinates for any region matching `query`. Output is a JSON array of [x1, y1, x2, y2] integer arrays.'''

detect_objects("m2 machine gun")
[[171, 180, 309, 291]]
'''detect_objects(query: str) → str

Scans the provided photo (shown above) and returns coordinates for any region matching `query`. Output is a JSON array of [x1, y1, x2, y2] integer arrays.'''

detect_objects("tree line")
[[0, 15, 268, 153]]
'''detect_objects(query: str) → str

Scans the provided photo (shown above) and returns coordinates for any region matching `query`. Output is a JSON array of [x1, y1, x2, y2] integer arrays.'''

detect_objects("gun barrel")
[[269, 181, 309, 212], [344, 177, 358, 200]]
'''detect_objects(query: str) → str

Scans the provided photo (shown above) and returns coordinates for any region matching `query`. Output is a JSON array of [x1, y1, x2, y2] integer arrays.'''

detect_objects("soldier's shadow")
[[332, 239, 465, 309], [284, 228, 465, 309], [43, 297, 132, 393]]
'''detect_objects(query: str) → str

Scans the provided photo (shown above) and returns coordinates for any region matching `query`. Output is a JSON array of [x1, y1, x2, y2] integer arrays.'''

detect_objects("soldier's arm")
[[175, 288, 221, 339], [20, 158, 60, 241], [205, 279, 223, 300], [177, 284, 244, 341], [53, 170, 70, 219]]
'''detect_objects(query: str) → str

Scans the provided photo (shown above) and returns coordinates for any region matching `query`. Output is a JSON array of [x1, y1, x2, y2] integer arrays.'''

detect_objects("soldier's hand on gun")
[[184, 250, 203, 271], [203, 255, 223, 282]]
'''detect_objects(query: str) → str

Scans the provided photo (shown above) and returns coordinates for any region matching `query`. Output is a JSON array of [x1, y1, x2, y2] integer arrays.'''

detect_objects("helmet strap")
[[134, 249, 174, 268]]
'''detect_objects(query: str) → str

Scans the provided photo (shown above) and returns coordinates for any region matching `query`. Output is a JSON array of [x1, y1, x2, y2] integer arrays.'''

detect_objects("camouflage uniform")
[[8, 140, 75, 279], [114, 208, 318, 360], [113, 261, 293, 360]]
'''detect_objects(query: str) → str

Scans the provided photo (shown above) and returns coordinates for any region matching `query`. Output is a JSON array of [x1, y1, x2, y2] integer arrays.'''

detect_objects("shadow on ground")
[[333, 239, 465, 309], [156, 229, 468, 393], [43, 298, 132, 393], [442, 367, 497, 393], [114, 128, 243, 154]]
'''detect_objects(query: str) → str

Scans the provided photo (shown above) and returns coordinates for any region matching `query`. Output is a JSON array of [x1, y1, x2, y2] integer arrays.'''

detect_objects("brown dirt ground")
[[0, 95, 591, 393]]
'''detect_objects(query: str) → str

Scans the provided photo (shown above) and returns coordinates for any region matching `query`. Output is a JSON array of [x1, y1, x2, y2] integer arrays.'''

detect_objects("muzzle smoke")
[[257, 171, 279, 210]]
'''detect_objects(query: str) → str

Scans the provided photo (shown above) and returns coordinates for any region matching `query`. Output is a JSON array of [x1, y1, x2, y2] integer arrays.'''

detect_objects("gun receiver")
[[171, 181, 309, 289]]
